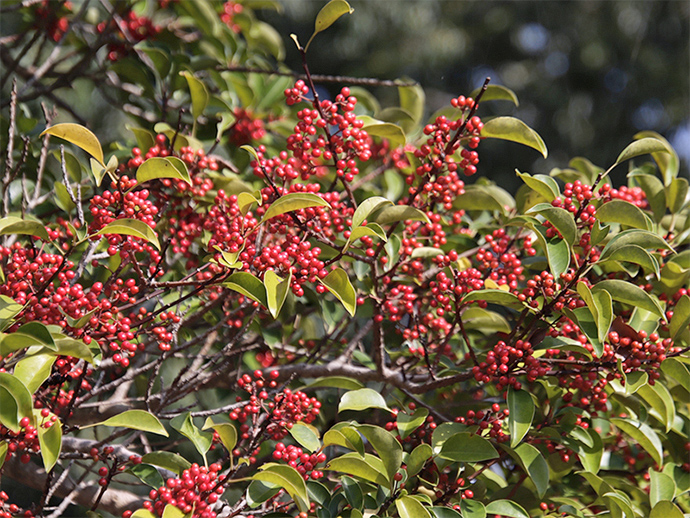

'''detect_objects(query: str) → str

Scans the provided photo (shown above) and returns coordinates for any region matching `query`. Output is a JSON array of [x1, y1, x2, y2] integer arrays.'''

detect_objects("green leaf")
[[246, 479, 280, 508], [638, 383, 675, 433], [260, 193, 331, 224], [0, 441, 7, 470], [649, 469, 675, 507], [35, 410, 61, 472], [590, 220, 610, 246], [604, 245, 660, 276], [361, 122, 406, 149], [461, 307, 511, 334], [567, 307, 603, 357], [95, 218, 160, 250], [0, 295, 23, 330], [454, 184, 515, 215], [222, 271, 268, 308], [13, 354, 56, 394], [508, 388, 534, 447], [481, 116, 548, 158], [650, 500, 683, 518], [289, 422, 321, 453], [603, 491, 635, 518], [0, 321, 56, 355], [669, 295, 690, 341], [86, 409, 168, 436], [397, 407, 429, 439], [429, 507, 463, 518], [596, 200, 653, 230], [171, 412, 213, 461], [41, 123, 104, 166], [591, 279, 664, 319], [399, 82, 425, 125], [264, 270, 291, 318], [614, 137, 673, 169], [48, 338, 95, 364], [339, 388, 391, 413], [161, 504, 187, 518], [470, 84, 519, 106], [667, 177, 689, 214], [202, 418, 237, 454], [180, 71, 209, 122], [461, 500, 487, 518], [438, 432, 499, 463], [634, 131, 680, 185], [512, 443, 549, 497], [128, 463, 166, 490], [396, 495, 432, 518], [516, 171, 559, 201], [527, 203, 577, 245], [301, 376, 364, 390], [0, 216, 50, 241], [357, 424, 402, 482], [237, 191, 262, 216], [137, 157, 192, 186], [574, 426, 603, 474], [352, 196, 394, 228], [485, 500, 529, 518], [406, 443, 433, 477], [320, 268, 356, 317], [325, 452, 389, 486], [323, 426, 365, 457], [141, 452, 191, 476], [661, 358, 690, 392], [599, 229, 674, 262], [462, 288, 526, 310], [131, 509, 157, 518], [253, 463, 310, 512], [312, 0, 353, 36], [343, 223, 387, 251], [0, 372, 33, 433], [372, 205, 431, 226], [610, 417, 663, 466]]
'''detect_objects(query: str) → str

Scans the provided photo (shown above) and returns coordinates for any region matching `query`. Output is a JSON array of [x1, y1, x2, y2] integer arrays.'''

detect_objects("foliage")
[[0, 1, 689, 518]]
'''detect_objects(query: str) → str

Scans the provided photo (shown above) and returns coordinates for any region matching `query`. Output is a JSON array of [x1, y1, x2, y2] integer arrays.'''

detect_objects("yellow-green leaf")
[[610, 417, 663, 466], [180, 71, 209, 121], [137, 157, 192, 186], [470, 84, 519, 106], [352, 196, 394, 228], [85, 409, 169, 436], [439, 432, 499, 463], [203, 418, 237, 454], [634, 131, 679, 185], [41, 123, 104, 165], [373, 205, 430, 226], [592, 279, 664, 319], [320, 268, 356, 317], [361, 121, 405, 149], [260, 193, 331, 224], [35, 409, 61, 471], [596, 199, 653, 230], [481, 116, 548, 158], [264, 270, 291, 318], [0, 216, 50, 241], [614, 137, 673, 169], [508, 388, 534, 447], [222, 272, 268, 308], [253, 463, 310, 512], [95, 219, 160, 250], [339, 388, 390, 413], [669, 295, 690, 341], [313, 0, 353, 36], [396, 495, 432, 518]]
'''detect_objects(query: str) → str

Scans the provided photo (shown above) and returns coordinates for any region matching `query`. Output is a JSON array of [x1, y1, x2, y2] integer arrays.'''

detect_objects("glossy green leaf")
[[462, 289, 525, 310], [373, 204, 431, 226], [131, 509, 157, 518], [171, 412, 213, 460], [470, 84, 519, 105], [302, 376, 364, 390], [603, 491, 635, 518], [667, 177, 689, 213], [485, 500, 529, 518], [13, 354, 56, 394], [222, 272, 268, 308], [86, 409, 168, 436], [260, 193, 331, 224], [161, 504, 187, 518], [600, 229, 674, 261], [661, 358, 690, 392], [397, 407, 429, 439], [95, 218, 160, 250], [325, 452, 389, 486], [406, 443, 433, 478], [531, 224, 570, 281], [638, 383, 675, 433], [357, 424, 402, 482], [438, 432, 499, 463], [454, 184, 515, 215], [399, 82, 425, 124], [512, 443, 549, 497], [253, 463, 310, 512], [649, 469, 675, 507], [362, 122, 405, 149], [669, 294, 690, 341], [596, 200, 653, 230], [344, 223, 387, 251], [516, 171, 559, 201], [289, 422, 321, 453], [137, 157, 192, 186], [36, 410, 61, 472], [429, 507, 463, 518], [614, 137, 673, 168], [212, 246, 242, 269], [396, 495, 432, 518], [481, 116, 548, 158], [264, 270, 291, 318], [237, 191, 262, 216], [460, 500, 486, 518], [508, 387, 534, 447], [352, 196, 394, 228], [590, 220, 610, 246], [650, 500, 683, 518], [202, 418, 237, 454], [0, 216, 51, 241], [0, 441, 7, 470], [240, 144, 260, 161], [0, 295, 23, 331], [592, 279, 664, 319], [128, 463, 166, 490], [49, 338, 95, 364], [610, 417, 663, 466], [320, 268, 356, 317], [593, 289, 613, 344], [605, 245, 660, 276], [410, 246, 444, 259], [0, 373, 33, 433], [312, 0, 353, 36], [461, 307, 511, 334], [567, 306, 603, 357], [246, 479, 280, 508], [629, 170, 667, 222], [323, 426, 365, 456], [339, 388, 390, 413], [622, 370, 648, 395], [574, 426, 603, 474], [180, 71, 209, 122], [527, 203, 577, 245], [41, 123, 104, 165], [141, 452, 191, 476], [0, 321, 56, 355], [634, 131, 679, 185]]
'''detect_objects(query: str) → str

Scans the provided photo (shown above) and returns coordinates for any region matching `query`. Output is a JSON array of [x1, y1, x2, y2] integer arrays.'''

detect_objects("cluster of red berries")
[[271, 443, 327, 480], [1, 416, 42, 466], [550, 181, 597, 234], [0, 490, 33, 518], [474, 228, 527, 291], [228, 108, 265, 146], [130, 463, 225, 518], [454, 404, 511, 442], [220, 1, 243, 33], [472, 339, 540, 390], [600, 182, 649, 209], [97, 9, 160, 62], [34, 0, 72, 42]]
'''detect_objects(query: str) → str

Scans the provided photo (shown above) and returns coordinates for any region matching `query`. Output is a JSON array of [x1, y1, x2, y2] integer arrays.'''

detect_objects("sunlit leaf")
[[253, 463, 310, 512], [313, 0, 353, 36], [339, 388, 391, 413], [516, 170, 559, 201], [325, 452, 389, 486], [669, 295, 690, 341], [511, 443, 549, 497], [0, 373, 33, 433], [596, 200, 653, 230], [0, 216, 50, 241], [666, 177, 689, 213], [397, 407, 429, 439], [361, 121, 405, 149], [85, 409, 168, 436], [396, 495, 432, 518], [35, 409, 61, 472], [222, 271, 268, 308], [352, 196, 393, 228], [527, 203, 577, 245], [13, 354, 56, 394], [137, 157, 192, 186], [289, 422, 321, 453], [373, 204, 430, 226], [592, 279, 664, 319], [320, 268, 356, 317], [41, 123, 104, 165], [610, 417, 663, 466], [484, 500, 529, 518], [95, 219, 160, 250], [171, 412, 213, 461], [438, 432, 499, 463], [264, 270, 291, 318], [260, 193, 331, 224], [614, 137, 673, 169], [634, 131, 679, 185], [508, 388, 534, 447], [481, 116, 548, 158], [141, 452, 191, 476], [202, 418, 237, 455], [180, 71, 209, 122]]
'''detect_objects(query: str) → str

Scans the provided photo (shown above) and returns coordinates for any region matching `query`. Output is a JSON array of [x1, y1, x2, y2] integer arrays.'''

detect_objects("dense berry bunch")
[[220, 1, 243, 33], [96, 9, 160, 61], [228, 108, 265, 146], [271, 443, 327, 480], [34, 0, 72, 42]]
